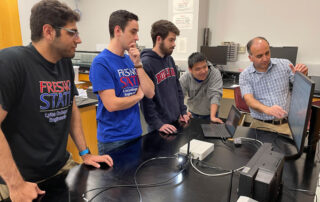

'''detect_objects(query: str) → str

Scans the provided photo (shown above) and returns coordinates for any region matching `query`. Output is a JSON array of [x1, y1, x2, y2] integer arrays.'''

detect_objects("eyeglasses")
[[56, 27, 80, 39]]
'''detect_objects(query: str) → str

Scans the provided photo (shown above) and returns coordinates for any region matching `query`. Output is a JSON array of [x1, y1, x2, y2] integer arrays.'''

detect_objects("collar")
[[248, 58, 276, 74]]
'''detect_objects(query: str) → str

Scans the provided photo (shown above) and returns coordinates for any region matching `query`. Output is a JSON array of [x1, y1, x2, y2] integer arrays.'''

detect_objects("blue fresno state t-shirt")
[[90, 49, 142, 143]]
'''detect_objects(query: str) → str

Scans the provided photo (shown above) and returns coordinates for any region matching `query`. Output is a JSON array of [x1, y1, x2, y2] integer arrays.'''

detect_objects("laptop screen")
[[225, 105, 241, 136], [310, 76, 320, 94]]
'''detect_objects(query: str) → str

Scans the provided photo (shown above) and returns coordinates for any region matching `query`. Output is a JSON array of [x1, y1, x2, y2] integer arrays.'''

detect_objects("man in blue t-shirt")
[[90, 10, 154, 154]]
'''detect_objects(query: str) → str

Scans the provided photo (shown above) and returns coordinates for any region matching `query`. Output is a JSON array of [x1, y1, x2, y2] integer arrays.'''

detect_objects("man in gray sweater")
[[179, 52, 223, 123]]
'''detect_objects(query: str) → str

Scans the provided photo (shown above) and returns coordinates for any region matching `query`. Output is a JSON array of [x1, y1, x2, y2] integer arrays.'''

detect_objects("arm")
[[0, 105, 44, 201], [207, 68, 223, 123], [178, 72, 191, 123], [128, 43, 155, 98], [136, 67, 155, 99], [210, 104, 223, 123], [99, 87, 144, 112], [176, 69, 189, 123], [178, 73, 188, 97], [243, 94, 287, 119], [69, 100, 113, 167]]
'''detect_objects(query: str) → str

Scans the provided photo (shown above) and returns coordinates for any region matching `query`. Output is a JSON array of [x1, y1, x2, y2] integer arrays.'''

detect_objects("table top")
[[34, 118, 319, 202], [75, 96, 97, 108]]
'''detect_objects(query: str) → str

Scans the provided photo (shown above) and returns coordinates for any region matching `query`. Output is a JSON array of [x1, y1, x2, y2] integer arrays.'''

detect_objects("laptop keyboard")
[[214, 124, 227, 135]]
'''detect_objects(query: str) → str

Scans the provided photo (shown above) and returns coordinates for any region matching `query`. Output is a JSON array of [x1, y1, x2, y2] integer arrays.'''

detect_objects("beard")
[[159, 42, 173, 56]]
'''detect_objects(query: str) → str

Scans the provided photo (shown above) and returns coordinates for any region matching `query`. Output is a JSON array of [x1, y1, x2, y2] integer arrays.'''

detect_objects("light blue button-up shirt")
[[239, 58, 294, 120]]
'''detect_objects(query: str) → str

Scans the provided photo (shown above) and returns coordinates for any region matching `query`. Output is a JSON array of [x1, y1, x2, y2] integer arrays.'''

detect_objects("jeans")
[[98, 139, 135, 155]]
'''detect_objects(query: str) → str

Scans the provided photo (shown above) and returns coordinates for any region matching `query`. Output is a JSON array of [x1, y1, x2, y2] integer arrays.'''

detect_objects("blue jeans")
[[98, 139, 135, 155]]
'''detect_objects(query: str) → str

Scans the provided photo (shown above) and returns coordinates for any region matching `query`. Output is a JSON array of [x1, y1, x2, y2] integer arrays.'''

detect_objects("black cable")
[[82, 156, 187, 202]]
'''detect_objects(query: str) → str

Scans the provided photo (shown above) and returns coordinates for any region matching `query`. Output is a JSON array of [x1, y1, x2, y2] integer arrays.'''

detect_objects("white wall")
[[18, 0, 75, 46], [18, 0, 320, 75], [75, 0, 168, 51], [207, 0, 320, 75]]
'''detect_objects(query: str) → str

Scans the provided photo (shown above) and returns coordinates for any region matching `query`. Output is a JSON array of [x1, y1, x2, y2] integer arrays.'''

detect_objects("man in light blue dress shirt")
[[239, 37, 308, 135]]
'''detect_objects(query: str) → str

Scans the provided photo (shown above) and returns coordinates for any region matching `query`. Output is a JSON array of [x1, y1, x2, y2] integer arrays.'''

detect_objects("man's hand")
[[128, 43, 141, 66], [289, 64, 308, 75], [81, 154, 113, 168], [159, 124, 177, 134], [264, 105, 287, 119], [179, 112, 191, 124], [211, 117, 224, 124], [9, 181, 45, 202]]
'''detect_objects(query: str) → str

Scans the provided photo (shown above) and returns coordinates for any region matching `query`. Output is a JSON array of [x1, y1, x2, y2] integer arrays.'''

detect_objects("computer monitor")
[[310, 76, 320, 95], [200, 46, 228, 65], [270, 46, 298, 66], [288, 72, 315, 156]]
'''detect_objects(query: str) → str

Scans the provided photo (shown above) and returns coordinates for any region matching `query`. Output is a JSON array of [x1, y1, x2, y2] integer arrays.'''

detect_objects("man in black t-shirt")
[[0, 1, 113, 201]]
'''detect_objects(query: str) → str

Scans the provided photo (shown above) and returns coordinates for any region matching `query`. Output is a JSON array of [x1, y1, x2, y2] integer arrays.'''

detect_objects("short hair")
[[151, 20, 180, 47], [30, 0, 80, 42], [109, 10, 138, 38], [188, 52, 207, 68], [246, 36, 270, 55]]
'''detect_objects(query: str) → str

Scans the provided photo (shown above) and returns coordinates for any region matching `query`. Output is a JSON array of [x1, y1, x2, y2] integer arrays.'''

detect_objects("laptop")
[[201, 105, 242, 138], [310, 76, 320, 95]]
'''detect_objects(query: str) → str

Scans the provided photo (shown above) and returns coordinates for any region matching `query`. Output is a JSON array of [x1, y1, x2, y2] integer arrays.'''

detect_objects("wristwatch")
[[79, 148, 90, 156], [134, 63, 143, 69]]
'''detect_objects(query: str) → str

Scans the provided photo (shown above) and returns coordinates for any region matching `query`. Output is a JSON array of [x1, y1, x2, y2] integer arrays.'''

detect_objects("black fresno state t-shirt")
[[0, 44, 78, 182]]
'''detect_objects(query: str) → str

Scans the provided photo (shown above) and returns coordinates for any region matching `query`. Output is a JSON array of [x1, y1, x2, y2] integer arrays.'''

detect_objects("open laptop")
[[201, 105, 242, 138]]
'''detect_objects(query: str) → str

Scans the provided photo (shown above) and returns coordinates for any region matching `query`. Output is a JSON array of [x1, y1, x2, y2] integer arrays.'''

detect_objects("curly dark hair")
[[30, 0, 80, 42], [151, 20, 180, 47], [188, 52, 207, 68], [109, 10, 138, 38]]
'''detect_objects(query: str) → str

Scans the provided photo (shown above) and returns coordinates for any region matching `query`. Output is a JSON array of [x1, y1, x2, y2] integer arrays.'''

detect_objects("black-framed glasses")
[[56, 27, 80, 39]]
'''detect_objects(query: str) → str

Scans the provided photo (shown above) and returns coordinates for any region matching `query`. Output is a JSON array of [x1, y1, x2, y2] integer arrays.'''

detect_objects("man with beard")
[[0, 1, 113, 201], [180, 52, 223, 123], [140, 20, 191, 134], [239, 36, 308, 135]]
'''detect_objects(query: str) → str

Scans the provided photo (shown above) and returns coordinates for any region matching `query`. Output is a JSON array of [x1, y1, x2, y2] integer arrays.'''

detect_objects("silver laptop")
[[201, 105, 241, 138]]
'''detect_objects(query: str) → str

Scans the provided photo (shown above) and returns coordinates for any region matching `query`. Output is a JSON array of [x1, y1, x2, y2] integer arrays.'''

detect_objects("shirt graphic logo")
[[118, 68, 139, 96], [155, 67, 176, 84], [39, 80, 72, 123]]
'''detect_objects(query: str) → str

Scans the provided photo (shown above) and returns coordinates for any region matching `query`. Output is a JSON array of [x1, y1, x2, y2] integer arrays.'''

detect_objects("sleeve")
[[175, 66, 187, 115], [140, 61, 164, 130], [89, 60, 115, 94], [239, 71, 253, 98], [207, 68, 223, 105], [284, 59, 295, 84], [0, 52, 24, 112], [179, 72, 188, 96]]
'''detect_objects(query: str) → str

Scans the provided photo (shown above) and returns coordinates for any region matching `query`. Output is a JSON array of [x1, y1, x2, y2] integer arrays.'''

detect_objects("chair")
[[234, 86, 250, 126]]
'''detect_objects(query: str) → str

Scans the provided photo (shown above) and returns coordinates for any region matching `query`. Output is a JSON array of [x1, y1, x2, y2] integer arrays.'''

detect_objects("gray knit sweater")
[[179, 67, 223, 115]]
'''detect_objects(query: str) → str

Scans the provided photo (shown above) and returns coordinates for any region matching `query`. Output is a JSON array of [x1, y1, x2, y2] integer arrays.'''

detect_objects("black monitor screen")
[[270, 46, 298, 66], [200, 46, 228, 65], [288, 72, 315, 154], [225, 105, 241, 137], [310, 76, 320, 94]]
